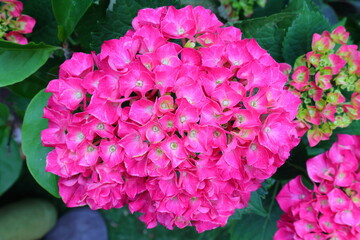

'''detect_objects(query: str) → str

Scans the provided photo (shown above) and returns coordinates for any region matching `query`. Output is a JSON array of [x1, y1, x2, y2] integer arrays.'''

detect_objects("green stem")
[[286, 161, 307, 174]]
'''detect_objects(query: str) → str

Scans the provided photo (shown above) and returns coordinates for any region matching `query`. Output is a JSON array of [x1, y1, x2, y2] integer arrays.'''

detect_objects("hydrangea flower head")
[[0, 0, 35, 44], [276, 134, 360, 239], [42, 5, 300, 232], [289, 26, 360, 146]]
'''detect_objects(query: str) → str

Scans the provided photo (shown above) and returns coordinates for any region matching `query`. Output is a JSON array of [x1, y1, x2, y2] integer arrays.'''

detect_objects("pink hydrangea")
[[276, 134, 360, 240], [42, 5, 300, 232], [0, 0, 35, 44], [289, 26, 360, 147]]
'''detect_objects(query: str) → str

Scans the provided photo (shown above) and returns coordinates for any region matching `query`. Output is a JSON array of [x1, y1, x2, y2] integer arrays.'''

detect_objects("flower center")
[[156, 148, 163, 156], [161, 102, 168, 109], [109, 145, 116, 153], [250, 144, 257, 151], [222, 99, 230, 107], [167, 121, 174, 128], [213, 130, 221, 138], [180, 116, 187, 123], [136, 80, 143, 87], [170, 142, 178, 150], [152, 125, 160, 132], [75, 91, 83, 99], [177, 27, 185, 35], [189, 130, 197, 138], [87, 146, 95, 152], [161, 58, 170, 65]]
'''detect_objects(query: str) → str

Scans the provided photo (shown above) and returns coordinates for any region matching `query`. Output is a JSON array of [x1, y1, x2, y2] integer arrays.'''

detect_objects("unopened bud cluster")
[[289, 26, 360, 146], [0, 0, 35, 44]]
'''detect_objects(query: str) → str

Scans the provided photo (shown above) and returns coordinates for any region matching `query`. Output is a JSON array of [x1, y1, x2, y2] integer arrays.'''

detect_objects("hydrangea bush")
[[276, 134, 360, 239], [41, 5, 301, 232]]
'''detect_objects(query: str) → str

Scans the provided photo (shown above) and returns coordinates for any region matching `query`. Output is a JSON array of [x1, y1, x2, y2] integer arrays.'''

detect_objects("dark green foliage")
[[91, 0, 180, 52]]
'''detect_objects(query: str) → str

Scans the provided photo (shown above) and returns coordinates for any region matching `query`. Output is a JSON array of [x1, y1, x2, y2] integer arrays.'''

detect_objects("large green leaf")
[[284, 0, 320, 13], [180, 0, 219, 11], [229, 183, 282, 240], [0, 41, 58, 87], [231, 178, 275, 220], [0, 130, 23, 195], [101, 208, 198, 240], [282, 10, 331, 65], [7, 54, 63, 99], [73, 0, 109, 52], [233, 12, 297, 62], [51, 0, 93, 42], [91, 0, 180, 52], [22, 90, 59, 198], [252, 0, 288, 18]]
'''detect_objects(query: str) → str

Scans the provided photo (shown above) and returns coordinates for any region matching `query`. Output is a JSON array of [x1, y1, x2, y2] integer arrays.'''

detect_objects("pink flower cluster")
[[0, 0, 35, 44], [276, 134, 360, 240], [289, 26, 360, 146], [42, 5, 300, 232]]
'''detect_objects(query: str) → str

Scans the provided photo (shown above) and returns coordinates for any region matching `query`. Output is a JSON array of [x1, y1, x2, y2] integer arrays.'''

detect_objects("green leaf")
[[233, 12, 297, 62], [22, 0, 60, 46], [252, 0, 288, 18], [91, 0, 180, 52], [180, 0, 219, 11], [0, 130, 23, 195], [51, 0, 93, 42], [0, 103, 9, 127], [0, 41, 58, 87], [282, 10, 331, 65], [101, 208, 198, 240], [7, 53, 63, 99], [230, 178, 275, 220], [73, 0, 109, 52], [22, 90, 59, 198], [284, 0, 320, 13], [229, 183, 283, 240]]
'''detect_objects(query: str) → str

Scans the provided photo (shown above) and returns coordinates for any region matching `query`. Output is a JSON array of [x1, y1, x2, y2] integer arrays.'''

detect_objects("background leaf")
[[282, 8, 331, 65], [22, 0, 60, 46], [0, 131, 23, 196], [229, 183, 282, 240], [73, 0, 109, 52], [233, 12, 297, 62], [22, 90, 59, 198], [0, 103, 9, 127], [101, 208, 198, 240], [252, 0, 288, 18], [51, 0, 93, 42], [0, 41, 58, 87], [91, 0, 180, 52], [6, 54, 63, 99]]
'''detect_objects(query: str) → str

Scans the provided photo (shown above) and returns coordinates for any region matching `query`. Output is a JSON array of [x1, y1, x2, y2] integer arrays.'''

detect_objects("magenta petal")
[[120, 132, 149, 158], [276, 176, 311, 213]]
